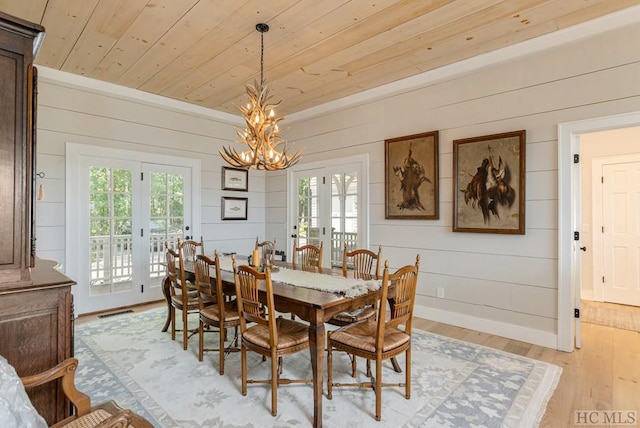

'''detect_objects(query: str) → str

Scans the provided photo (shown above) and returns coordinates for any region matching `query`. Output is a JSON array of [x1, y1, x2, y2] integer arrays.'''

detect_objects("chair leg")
[[241, 346, 247, 396], [350, 354, 357, 377], [170, 307, 176, 341], [366, 359, 372, 378], [375, 359, 382, 421], [327, 345, 333, 400], [405, 348, 411, 399], [219, 327, 225, 375], [271, 353, 278, 416], [198, 319, 204, 362], [391, 357, 402, 373], [182, 309, 189, 350]]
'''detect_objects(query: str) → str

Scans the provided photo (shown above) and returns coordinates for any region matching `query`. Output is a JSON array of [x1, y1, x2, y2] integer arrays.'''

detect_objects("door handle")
[[580, 246, 587, 252], [291, 234, 297, 238]]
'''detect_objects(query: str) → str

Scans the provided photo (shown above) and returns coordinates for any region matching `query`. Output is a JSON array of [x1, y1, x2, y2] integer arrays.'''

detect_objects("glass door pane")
[[89, 166, 134, 296], [296, 174, 322, 249], [331, 171, 358, 267], [144, 165, 191, 293]]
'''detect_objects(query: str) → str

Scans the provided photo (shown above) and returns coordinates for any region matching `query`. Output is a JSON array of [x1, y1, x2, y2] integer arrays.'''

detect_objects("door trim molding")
[[558, 111, 640, 352]]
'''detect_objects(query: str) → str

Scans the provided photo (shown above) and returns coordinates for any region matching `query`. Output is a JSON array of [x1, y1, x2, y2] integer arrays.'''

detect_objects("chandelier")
[[219, 23, 302, 171]]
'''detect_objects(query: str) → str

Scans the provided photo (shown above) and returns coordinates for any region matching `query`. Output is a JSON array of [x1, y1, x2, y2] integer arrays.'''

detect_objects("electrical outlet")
[[436, 287, 445, 298]]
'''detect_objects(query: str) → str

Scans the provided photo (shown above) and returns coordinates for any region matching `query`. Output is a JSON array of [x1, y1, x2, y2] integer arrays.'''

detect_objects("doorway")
[[66, 144, 201, 315], [558, 113, 640, 351], [288, 155, 369, 268]]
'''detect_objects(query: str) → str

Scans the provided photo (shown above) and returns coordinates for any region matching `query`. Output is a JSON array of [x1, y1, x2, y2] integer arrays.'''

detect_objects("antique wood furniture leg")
[[309, 309, 325, 428], [161, 274, 172, 332]]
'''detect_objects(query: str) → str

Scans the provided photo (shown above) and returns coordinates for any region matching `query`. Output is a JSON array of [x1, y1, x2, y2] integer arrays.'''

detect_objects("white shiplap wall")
[[35, 72, 267, 275], [267, 22, 640, 348]]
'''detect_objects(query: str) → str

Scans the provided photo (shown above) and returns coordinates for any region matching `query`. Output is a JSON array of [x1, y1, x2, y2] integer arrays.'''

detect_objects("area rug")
[[73, 308, 561, 427], [581, 300, 640, 332]]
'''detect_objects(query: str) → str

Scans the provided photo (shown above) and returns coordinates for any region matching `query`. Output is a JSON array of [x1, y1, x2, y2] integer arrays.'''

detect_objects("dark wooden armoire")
[[0, 11, 76, 425]]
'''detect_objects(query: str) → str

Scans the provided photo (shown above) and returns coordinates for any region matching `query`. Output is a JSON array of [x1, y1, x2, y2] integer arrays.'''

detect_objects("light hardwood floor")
[[76, 301, 640, 427]]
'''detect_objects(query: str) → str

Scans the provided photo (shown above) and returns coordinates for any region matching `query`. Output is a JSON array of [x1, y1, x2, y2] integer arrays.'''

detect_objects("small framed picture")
[[385, 130, 439, 219], [222, 167, 248, 191], [453, 130, 526, 234], [221, 197, 248, 220]]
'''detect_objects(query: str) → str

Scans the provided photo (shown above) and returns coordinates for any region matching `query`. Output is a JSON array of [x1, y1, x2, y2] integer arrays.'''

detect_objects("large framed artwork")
[[453, 130, 526, 234], [222, 166, 248, 191], [221, 197, 248, 220], [384, 130, 439, 219]]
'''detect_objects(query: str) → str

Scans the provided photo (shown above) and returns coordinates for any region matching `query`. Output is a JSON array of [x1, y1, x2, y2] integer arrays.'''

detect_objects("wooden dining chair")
[[166, 241, 199, 350], [327, 255, 420, 422], [179, 236, 204, 262], [255, 236, 277, 267], [232, 255, 312, 417], [291, 238, 323, 272], [327, 243, 382, 377], [194, 252, 240, 374]]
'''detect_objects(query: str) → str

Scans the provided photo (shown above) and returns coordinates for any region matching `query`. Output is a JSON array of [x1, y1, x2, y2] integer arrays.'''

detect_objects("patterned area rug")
[[74, 308, 561, 427]]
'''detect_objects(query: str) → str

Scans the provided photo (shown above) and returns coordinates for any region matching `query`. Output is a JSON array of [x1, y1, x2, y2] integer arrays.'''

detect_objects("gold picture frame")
[[453, 130, 526, 234], [385, 131, 439, 219]]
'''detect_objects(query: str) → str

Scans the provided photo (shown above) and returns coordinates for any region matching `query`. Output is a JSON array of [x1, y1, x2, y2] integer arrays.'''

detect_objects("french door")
[[289, 156, 368, 268], [67, 145, 197, 315]]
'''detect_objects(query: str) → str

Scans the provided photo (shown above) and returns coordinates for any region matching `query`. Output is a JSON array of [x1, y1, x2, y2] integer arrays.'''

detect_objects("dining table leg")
[[308, 310, 325, 428], [161, 275, 172, 332]]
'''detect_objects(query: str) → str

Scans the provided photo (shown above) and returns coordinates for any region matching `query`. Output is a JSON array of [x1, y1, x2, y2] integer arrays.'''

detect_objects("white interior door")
[[602, 160, 640, 306]]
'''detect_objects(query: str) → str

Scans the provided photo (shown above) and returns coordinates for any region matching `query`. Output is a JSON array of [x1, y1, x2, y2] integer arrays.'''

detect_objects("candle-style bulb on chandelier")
[[219, 23, 302, 171]]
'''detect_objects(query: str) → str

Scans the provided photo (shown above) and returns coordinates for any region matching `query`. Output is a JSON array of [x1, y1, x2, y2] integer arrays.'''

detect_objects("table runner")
[[217, 256, 380, 297]]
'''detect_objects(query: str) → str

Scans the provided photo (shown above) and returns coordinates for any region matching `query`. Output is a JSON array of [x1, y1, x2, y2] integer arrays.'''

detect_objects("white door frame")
[[66, 143, 201, 314], [287, 154, 370, 266], [557, 111, 640, 352]]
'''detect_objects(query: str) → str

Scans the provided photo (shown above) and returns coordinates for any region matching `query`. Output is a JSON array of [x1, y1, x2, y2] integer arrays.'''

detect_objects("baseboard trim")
[[413, 305, 560, 351]]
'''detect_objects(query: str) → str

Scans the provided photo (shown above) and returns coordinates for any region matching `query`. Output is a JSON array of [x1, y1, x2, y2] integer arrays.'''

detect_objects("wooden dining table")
[[161, 258, 381, 428]]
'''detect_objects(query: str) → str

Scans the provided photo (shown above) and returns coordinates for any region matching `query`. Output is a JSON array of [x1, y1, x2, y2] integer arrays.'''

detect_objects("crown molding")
[[37, 66, 243, 125]]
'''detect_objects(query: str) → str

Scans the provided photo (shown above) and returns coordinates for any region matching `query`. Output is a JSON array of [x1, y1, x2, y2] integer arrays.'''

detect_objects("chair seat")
[[170, 295, 199, 311], [57, 400, 150, 428], [329, 319, 410, 354], [243, 318, 309, 350], [200, 300, 240, 323], [329, 306, 376, 326]]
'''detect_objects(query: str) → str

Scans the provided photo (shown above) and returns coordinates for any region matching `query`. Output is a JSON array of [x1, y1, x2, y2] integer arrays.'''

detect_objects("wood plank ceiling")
[[2, 0, 638, 116]]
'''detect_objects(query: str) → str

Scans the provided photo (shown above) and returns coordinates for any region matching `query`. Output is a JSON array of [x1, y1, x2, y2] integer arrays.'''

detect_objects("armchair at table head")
[[291, 238, 323, 272], [178, 236, 204, 262], [255, 237, 277, 267]]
